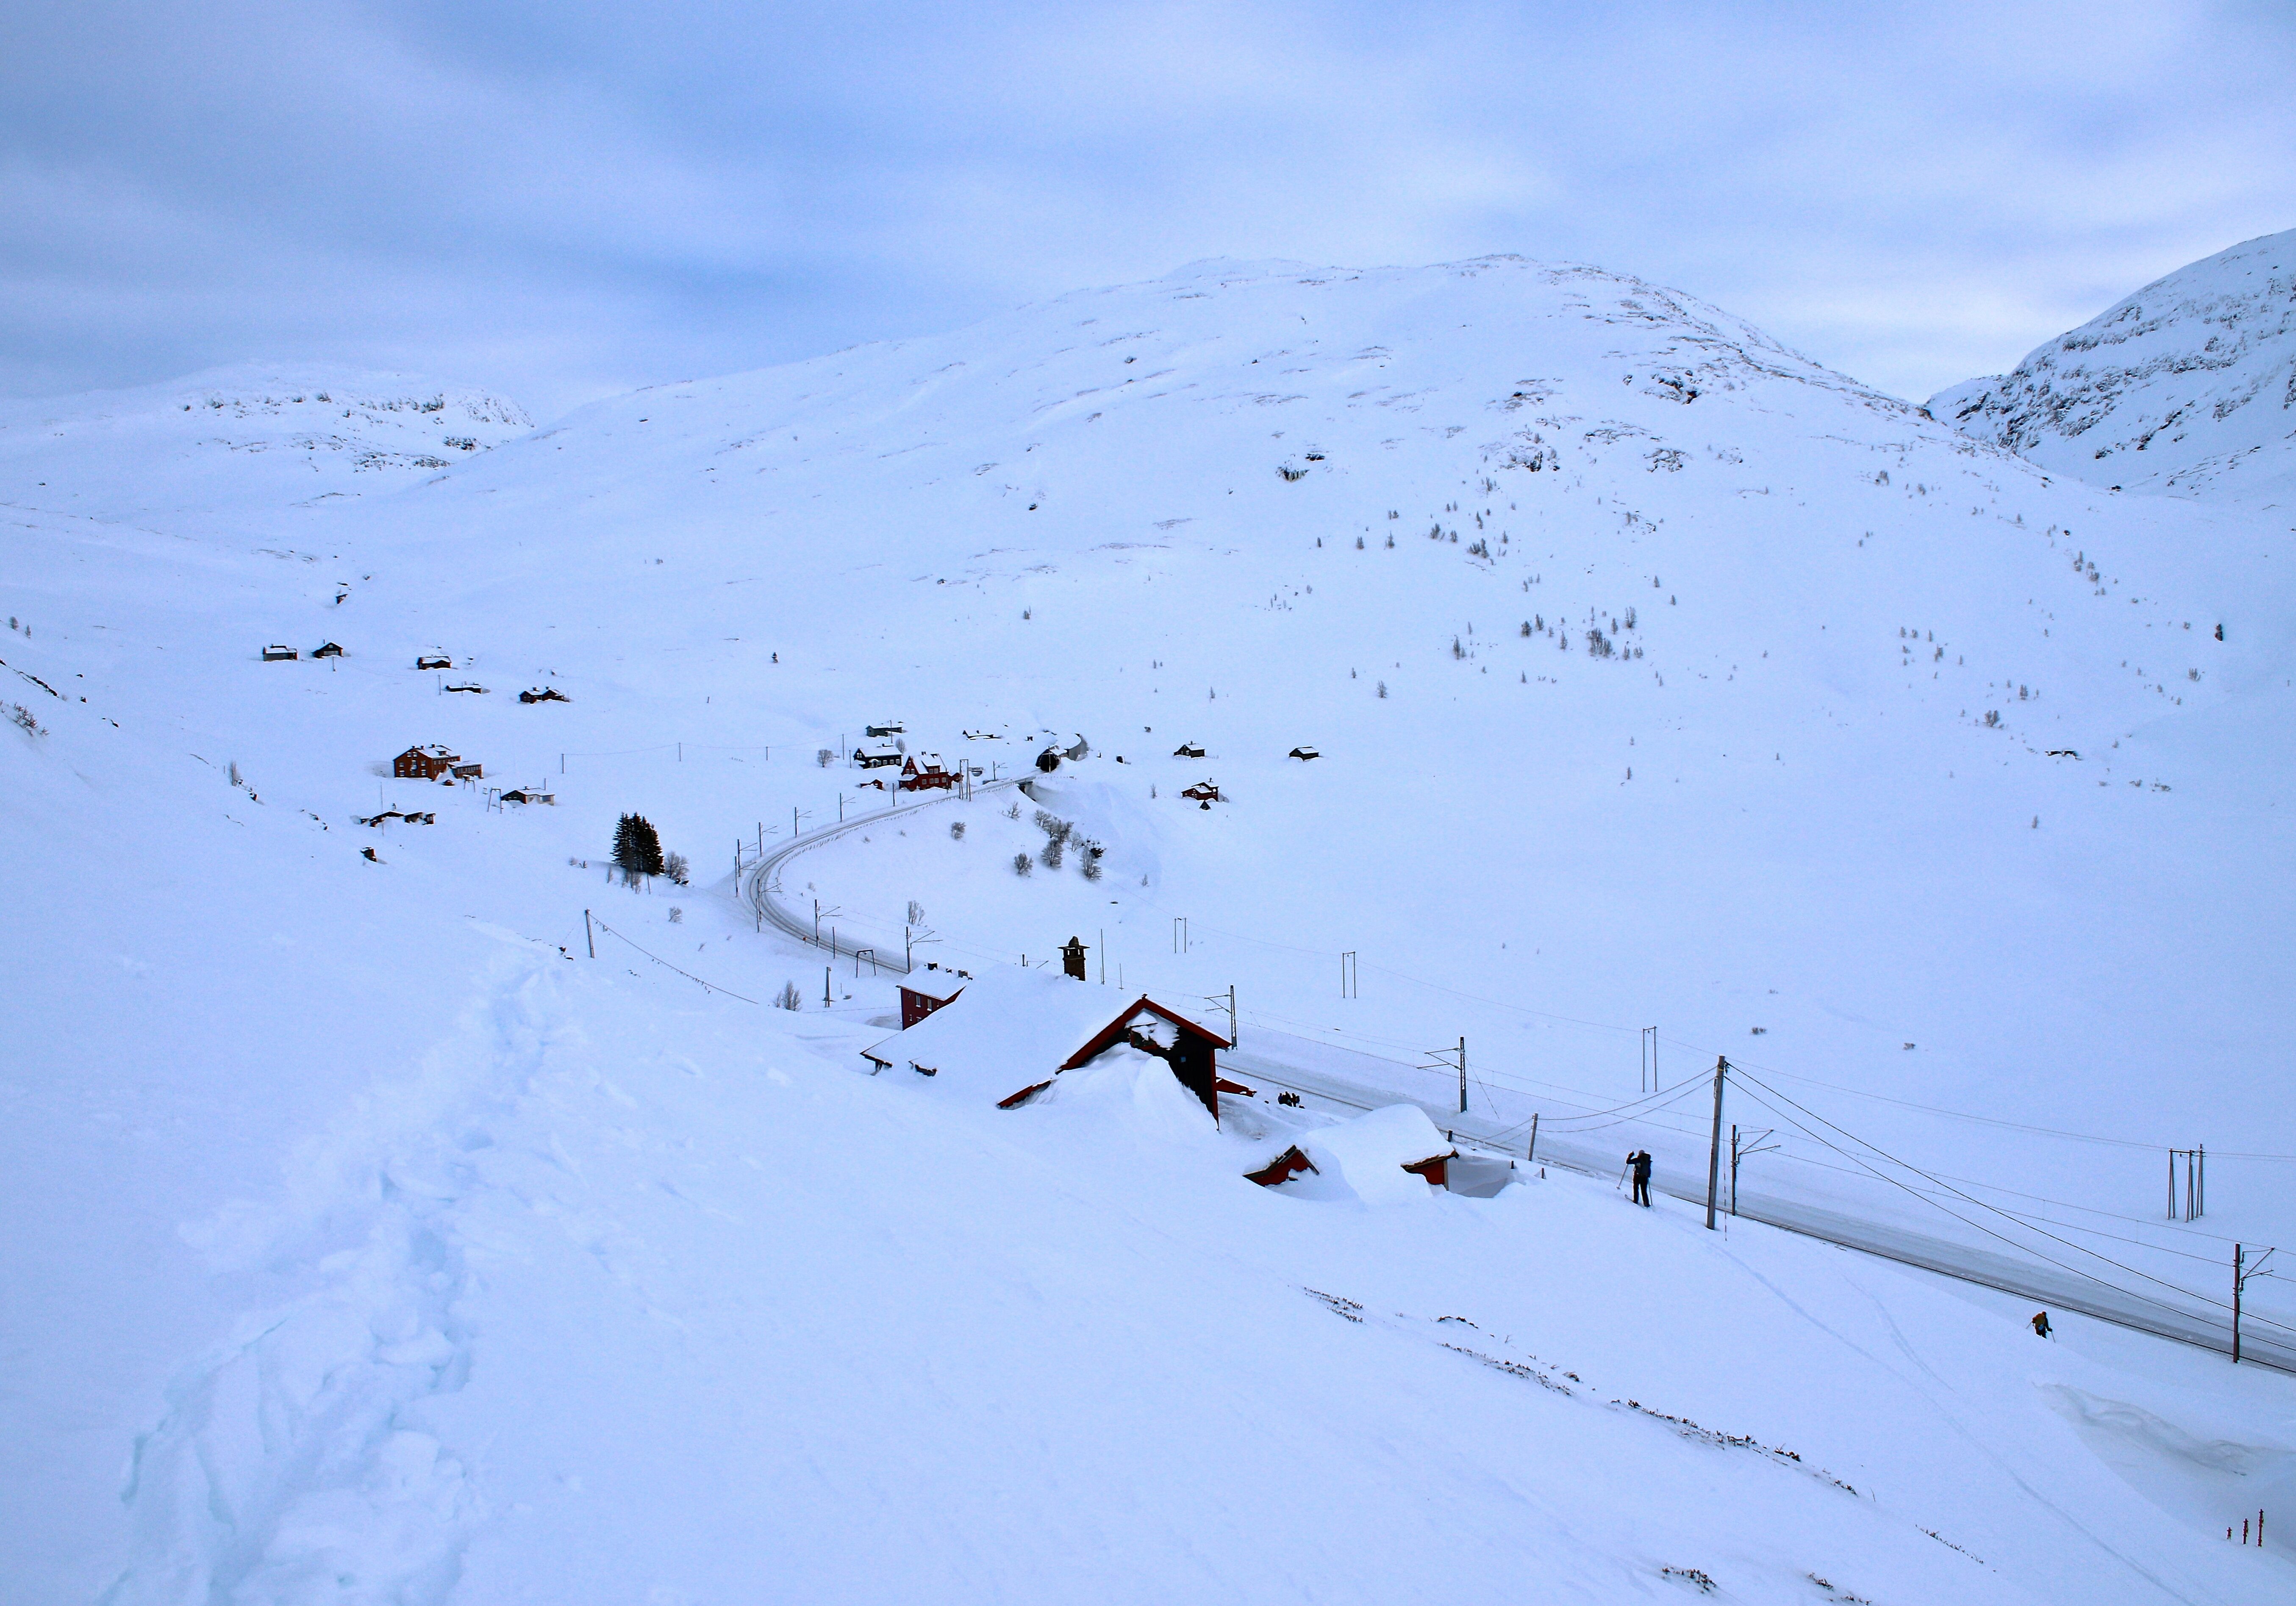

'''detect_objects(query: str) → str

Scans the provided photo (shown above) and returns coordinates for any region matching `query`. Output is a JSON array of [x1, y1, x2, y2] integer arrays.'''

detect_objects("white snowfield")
[[1931, 227, 2296, 501], [4, 248, 2293, 1601]]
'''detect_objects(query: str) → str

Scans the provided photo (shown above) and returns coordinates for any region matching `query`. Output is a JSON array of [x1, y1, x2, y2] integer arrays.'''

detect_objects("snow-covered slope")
[[0, 362, 533, 527], [6, 256, 2295, 1601], [1931, 229, 2296, 501]]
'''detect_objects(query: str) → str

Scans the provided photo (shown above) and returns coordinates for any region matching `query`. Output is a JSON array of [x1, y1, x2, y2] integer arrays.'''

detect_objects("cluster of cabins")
[[261, 642, 343, 661], [862, 964, 1515, 1199]]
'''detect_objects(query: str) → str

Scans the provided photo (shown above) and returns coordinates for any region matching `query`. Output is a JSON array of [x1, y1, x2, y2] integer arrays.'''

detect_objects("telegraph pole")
[[1458, 1038, 1468, 1114], [584, 909, 594, 958], [1705, 1057, 1728, 1230]]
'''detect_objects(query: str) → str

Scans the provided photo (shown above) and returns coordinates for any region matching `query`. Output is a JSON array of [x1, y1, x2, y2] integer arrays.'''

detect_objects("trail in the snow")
[[106, 955, 567, 1606]]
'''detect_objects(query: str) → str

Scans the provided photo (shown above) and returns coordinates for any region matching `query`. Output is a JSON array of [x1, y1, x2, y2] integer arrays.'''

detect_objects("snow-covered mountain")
[[7, 257, 2294, 1602], [1931, 228, 2296, 501], [0, 362, 533, 525]]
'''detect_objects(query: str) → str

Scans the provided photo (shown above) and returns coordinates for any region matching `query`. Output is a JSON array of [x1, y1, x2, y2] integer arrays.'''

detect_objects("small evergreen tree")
[[613, 813, 666, 880]]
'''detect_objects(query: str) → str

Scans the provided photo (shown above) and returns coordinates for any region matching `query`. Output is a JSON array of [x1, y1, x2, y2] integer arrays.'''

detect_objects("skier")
[[2031, 1311, 2052, 1339], [1629, 1150, 1653, 1207]]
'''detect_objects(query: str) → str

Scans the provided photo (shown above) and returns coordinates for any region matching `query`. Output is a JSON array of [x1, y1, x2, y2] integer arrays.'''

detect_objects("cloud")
[[1, 1, 2290, 413]]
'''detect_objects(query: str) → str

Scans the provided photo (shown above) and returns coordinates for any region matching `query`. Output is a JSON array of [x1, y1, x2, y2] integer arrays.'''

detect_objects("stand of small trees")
[[613, 813, 666, 883]]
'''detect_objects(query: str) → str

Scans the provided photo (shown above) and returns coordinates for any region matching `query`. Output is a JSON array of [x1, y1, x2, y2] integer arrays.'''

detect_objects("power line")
[[589, 917, 762, 1005], [1728, 1071, 2296, 1338]]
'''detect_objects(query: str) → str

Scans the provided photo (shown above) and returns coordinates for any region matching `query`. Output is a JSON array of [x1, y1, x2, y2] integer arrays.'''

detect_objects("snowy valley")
[[4, 250, 2294, 1603]]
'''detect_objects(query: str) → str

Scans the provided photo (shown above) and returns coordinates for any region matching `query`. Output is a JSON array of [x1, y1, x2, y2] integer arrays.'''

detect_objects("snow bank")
[[1301, 1104, 1450, 1206]]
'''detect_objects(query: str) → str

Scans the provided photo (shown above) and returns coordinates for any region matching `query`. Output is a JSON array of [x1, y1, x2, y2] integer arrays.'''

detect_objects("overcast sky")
[[4, 1, 2290, 416]]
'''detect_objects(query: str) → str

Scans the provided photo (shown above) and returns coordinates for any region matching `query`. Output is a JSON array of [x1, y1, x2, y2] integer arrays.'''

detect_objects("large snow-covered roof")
[[865, 967, 1229, 1100], [863, 967, 1133, 1094]]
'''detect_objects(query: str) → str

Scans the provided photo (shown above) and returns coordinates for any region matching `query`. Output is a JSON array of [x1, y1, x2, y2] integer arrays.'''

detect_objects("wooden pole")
[[1458, 1037, 1467, 1115], [584, 909, 594, 958], [1527, 1112, 1538, 1165]]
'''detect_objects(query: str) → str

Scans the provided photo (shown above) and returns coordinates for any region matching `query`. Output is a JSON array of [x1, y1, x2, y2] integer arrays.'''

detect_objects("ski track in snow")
[[108, 958, 561, 1605]]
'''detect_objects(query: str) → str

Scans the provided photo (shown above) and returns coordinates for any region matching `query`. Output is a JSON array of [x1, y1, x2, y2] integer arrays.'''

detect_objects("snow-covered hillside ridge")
[[8, 252, 2296, 1601], [1931, 229, 2296, 500], [0, 362, 532, 522]]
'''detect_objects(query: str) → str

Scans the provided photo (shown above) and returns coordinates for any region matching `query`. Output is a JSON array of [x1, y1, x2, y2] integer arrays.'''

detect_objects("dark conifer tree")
[[613, 813, 665, 879]]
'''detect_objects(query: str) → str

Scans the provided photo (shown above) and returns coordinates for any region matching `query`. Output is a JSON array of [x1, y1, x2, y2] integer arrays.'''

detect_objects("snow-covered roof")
[[900, 970, 966, 1004], [862, 969, 1226, 1099], [1299, 1105, 1450, 1205]]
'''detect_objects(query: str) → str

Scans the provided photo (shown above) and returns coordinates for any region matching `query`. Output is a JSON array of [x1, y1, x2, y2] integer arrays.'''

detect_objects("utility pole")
[[1099, 929, 1105, 984], [1705, 1056, 1728, 1230], [1526, 1112, 1538, 1166], [1641, 1026, 1658, 1093], [1230, 986, 1239, 1047], [584, 909, 594, 958], [1341, 951, 1357, 998], [823, 966, 831, 1007], [1730, 1126, 1777, 1217], [1458, 1037, 1467, 1115]]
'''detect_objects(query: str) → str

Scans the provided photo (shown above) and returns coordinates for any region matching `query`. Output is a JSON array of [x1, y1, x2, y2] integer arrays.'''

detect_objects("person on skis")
[[2031, 1311, 2052, 1339], [1629, 1150, 1653, 1207]]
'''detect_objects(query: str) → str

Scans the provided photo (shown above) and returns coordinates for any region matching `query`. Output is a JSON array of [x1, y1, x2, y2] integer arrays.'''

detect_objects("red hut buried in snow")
[[1053, 996, 1229, 1118], [861, 967, 1234, 1121]]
